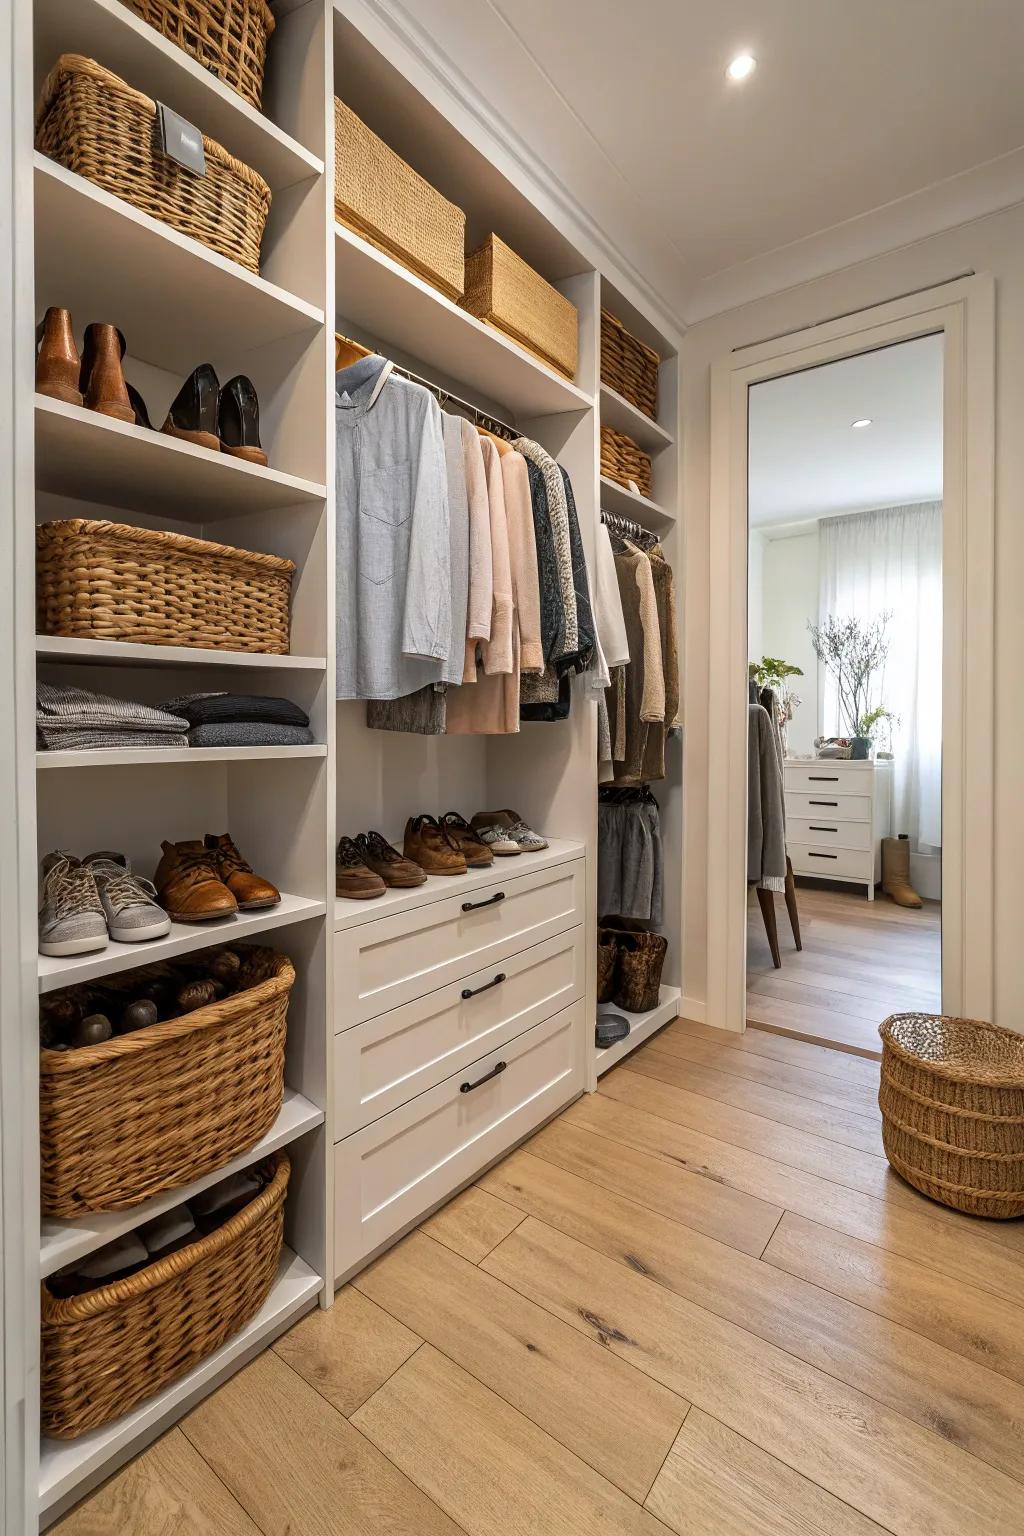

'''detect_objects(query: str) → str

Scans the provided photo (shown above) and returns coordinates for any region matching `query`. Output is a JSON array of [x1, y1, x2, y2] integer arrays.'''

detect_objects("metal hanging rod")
[[601, 507, 658, 543], [335, 331, 519, 441]]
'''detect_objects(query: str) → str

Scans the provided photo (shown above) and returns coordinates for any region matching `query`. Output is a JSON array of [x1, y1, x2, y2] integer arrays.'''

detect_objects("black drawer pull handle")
[[809, 800, 838, 807], [462, 973, 506, 1000], [808, 852, 838, 860], [808, 775, 839, 782], [462, 891, 506, 913], [460, 1060, 507, 1093], [809, 825, 837, 833]]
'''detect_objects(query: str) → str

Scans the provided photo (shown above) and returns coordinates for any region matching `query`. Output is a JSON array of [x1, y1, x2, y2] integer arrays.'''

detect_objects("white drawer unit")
[[784, 758, 892, 898], [789, 844, 875, 882], [785, 790, 871, 822], [788, 816, 872, 851], [334, 1000, 584, 1279], [334, 927, 586, 1130]]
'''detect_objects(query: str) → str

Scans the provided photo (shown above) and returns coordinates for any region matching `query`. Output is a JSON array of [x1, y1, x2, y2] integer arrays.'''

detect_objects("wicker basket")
[[36, 518, 295, 654], [118, 0, 275, 110], [601, 309, 660, 420], [879, 1012, 1024, 1218], [42, 1150, 289, 1438], [597, 935, 619, 1005], [40, 947, 293, 1218], [334, 96, 465, 300], [600, 424, 652, 499], [462, 235, 579, 380], [36, 55, 271, 274]]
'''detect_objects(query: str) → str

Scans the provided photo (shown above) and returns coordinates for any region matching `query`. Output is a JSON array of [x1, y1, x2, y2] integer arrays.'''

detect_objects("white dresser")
[[784, 759, 893, 899]]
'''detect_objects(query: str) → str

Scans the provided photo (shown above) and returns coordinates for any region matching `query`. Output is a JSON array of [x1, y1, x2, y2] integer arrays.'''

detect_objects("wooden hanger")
[[335, 331, 371, 370], [476, 424, 512, 454]]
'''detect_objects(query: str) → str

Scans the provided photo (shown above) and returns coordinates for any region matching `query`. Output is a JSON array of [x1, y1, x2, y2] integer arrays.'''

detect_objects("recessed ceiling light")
[[727, 53, 757, 81], [851, 418, 873, 429]]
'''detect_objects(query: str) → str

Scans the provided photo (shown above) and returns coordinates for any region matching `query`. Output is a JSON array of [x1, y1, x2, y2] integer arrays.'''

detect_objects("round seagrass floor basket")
[[879, 1012, 1024, 1218]]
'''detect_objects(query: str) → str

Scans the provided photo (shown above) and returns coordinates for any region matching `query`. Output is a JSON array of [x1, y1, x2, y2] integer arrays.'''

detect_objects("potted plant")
[[807, 613, 894, 760], [857, 705, 899, 759], [749, 656, 803, 756]]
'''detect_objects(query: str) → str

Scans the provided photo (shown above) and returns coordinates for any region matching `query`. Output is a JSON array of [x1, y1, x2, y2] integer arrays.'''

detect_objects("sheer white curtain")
[[818, 502, 943, 850]]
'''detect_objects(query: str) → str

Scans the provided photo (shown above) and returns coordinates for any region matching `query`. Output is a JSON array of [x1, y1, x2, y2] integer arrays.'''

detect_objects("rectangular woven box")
[[462, 234, 579, 380]]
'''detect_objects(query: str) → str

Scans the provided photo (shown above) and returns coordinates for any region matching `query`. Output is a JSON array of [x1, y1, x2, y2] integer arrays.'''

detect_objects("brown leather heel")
[[36, 308, 82, 406], [80, 323, 133, 422], [222, 442, 268, 466], [163, 422, 222, 453]]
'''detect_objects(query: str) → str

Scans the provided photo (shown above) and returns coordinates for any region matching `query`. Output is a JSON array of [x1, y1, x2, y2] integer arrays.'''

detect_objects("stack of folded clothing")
[[37, 682, 188, 751], [161, 692, 314, 748]]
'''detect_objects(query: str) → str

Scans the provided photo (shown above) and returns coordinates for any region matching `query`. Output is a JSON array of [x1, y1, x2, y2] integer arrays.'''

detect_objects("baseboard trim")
[[677, 995, 707, 1025]]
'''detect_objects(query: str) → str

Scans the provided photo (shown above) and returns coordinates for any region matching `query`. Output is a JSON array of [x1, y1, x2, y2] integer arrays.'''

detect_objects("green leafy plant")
[[808, 613, 893, 739], [748, 656, 804, 691], [857, 705, 900, 750]]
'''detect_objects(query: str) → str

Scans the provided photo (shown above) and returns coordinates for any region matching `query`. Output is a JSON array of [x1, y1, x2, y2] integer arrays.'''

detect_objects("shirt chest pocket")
[[360, 459, 413, 587]]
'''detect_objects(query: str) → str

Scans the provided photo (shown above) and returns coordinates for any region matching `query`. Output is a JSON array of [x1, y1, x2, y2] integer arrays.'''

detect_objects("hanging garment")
[[640, 544, 681, 780], [749, 701, 786, 891], [512, 437, 577, 655], [335, 354, 451, 701], [608, 541, 665, 783], [597, 789, 663, 924], [523, 458, 566, 666], [461, 419, 492, 681], [441, 412, 470, 686], [367, 686, 446, 735], [592, 522, 630, 669], [560, 468, 596, 676], [503, 451, 543, 674], [478, 436, 514, 677]]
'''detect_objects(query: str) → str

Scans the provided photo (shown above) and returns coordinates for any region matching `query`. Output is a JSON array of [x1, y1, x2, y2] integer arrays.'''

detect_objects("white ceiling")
[[747, 334, 944, 528]]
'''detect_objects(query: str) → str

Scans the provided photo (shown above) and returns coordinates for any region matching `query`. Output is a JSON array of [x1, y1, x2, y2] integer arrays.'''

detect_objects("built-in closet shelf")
[[38, 892, 327, 993], [36, 636, 327, 672], [594, 985, 681, 1077], [34, 0, 325, 191], [37, 744, 327, 769], [35, 397, 328, 520], [333, 837, 586, 931], [40, 1089, 323, 1276], [38, 1245, 321, 1519], [333, 222, 594, 418], [599, 384, 674, 453], [599, 474, 675, 530], [35, 156, 325, 374]]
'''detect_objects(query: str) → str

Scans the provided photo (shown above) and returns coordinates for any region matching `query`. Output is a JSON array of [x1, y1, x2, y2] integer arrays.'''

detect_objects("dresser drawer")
[[334, 1000, 583, 1279], [784, 763, 874, 794], [334, 927, 585, 1130], [790, 844, 874, 881], [785, 790, 871, 823], [335, 859, 584, 1026], [788, 817, 872, 851]]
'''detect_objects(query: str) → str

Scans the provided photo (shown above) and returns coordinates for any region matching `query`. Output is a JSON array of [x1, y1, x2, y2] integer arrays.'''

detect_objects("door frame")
[[706, 274, 995, 1034]]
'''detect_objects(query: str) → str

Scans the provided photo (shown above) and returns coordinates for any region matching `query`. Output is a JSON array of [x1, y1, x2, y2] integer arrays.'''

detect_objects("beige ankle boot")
[[881, 834, 922, 908]]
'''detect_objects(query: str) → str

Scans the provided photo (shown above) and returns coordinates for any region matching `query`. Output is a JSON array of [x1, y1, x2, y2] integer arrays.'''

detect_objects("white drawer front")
[[785, 790, 871, 823], [788, 817, 872, 852], [334, 1000, 583, 1279], [334, 927, 585, 1130], [335, 859, 584, 1025], [790, 844, 874, 881], [784, 763, 874, 794]]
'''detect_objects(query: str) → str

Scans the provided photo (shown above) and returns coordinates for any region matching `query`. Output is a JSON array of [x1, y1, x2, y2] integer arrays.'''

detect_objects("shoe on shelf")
[[38, 851, 107, 957], [205, 833, 280, 911], [467, 811, 521, 857], [154, 839, 237, 923], [79, 322, 134, 423], [162, 363, 221, 452], [404, 815, 467, 876], [127, 381, 153, 431], [84, 852, 171, 943], [439, 811, 493, 869], [355, 830, 427, 888], [36, 307, 82, 407], [498, 808, 548, 852], [336, 836, 387, 900], [218, 374, 268, 466]]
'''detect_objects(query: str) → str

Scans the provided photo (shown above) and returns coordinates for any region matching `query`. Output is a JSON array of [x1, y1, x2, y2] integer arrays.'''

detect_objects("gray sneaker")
[[39, 852, 107, 957], [499, 809, 548, 851], [84, 852, 171, 944]]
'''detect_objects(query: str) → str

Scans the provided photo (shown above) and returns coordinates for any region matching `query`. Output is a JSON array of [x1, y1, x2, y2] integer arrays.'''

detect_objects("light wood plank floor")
[[57, 1020, 1024, 1536], [748, 883, 941, 1056]]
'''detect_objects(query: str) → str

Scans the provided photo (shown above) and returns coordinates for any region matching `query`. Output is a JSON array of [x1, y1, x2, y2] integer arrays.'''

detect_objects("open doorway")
[[746, 336, 943, 1054]]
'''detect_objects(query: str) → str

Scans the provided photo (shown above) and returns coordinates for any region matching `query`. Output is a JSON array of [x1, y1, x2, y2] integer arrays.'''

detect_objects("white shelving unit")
[[36, 636, 327, 671], [599, 382, 674, 453], [599, 473, 676, 531], [595, 985, 683, 1076]]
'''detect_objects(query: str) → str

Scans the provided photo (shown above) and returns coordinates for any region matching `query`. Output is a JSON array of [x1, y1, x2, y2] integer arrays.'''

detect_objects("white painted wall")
[[754, 526, 820, 755]]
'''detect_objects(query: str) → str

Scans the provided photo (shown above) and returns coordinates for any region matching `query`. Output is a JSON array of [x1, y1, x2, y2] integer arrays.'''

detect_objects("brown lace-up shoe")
[[440, 811, 493, 869], [204, 833, 280, 910], [336, 836, 386, 899], [355, 831, 427, 888], [154, 840, 237, 923], [404, 815, 467, 876]]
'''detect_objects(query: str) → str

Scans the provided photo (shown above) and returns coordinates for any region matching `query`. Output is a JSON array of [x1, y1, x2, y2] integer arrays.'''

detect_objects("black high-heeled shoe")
[[218, 374, 268, 466], [127, 382, 153, 431], [162, 363, 220, 452]]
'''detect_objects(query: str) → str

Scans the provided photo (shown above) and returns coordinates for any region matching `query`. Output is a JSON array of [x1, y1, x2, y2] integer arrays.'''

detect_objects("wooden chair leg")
[[756, 886, 782, 968], [784, 855, 803, 951]]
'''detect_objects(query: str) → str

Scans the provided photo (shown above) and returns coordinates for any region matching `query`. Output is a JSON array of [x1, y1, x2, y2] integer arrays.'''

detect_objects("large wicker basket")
[[118, 0, 275, 110], [42, 1150, 289, 1438], [600, 424, 652, 499], [40, 947, 293, 1218], [463, 235, 579, 380], [334, 96, 465, 300], [36, 519, 295, 654], [36, 54, 271, 274], [879, 1012, 1024, 1218], [601, 309, 660, 420]]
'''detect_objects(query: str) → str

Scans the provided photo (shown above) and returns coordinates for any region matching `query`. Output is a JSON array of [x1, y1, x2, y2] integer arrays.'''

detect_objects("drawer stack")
[[332, 843, 586, 1279], [784, 760, 892, 899]]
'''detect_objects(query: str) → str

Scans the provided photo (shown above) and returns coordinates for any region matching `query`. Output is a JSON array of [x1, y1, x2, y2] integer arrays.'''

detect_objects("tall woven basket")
[[42, 1150, 289, 1438], [879, 1012, 1024, 1218], [118, 0, 276, 110], [601, 309, 660, 420]]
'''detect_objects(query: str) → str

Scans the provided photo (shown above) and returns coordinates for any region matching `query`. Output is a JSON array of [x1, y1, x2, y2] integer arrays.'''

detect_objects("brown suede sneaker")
[[154, 840, 237, 923], [404, 815, 467, 876], [336, 836, 387, 900], [204, 833, 280, 910], [356, 831, 427, 888], [440, 812, 494, 869]]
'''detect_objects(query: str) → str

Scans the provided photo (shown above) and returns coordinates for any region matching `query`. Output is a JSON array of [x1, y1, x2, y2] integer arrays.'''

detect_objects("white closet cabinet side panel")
[[334, 860, 585, 1025], [334, 926, 585, 1129], [334, 1000, 583, 1279]]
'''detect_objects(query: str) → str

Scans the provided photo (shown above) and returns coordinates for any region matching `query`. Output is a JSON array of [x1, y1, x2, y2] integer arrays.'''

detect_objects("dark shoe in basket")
[[218, 374, 268, 466], [163, 363, 221, 452]]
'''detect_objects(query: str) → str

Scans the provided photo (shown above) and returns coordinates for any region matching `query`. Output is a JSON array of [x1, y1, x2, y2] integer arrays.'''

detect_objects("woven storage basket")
[[40, 946, 293, 1218], [879, 1012, 1024, 1218], [42, 1150, 289, 1438], [36, 518, 295, 654], [118, 0, 275, 111], [600, 424, 652, 498], [462, 235, 579, 380], [36, 55, 271, 274], [601, 309, 660, 420], [334, 96, 465, 300]]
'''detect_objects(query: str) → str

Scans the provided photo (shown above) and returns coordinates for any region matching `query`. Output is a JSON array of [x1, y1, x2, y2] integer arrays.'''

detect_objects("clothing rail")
[[335, 330, 519, 441], [601, 508, 659, 545]]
